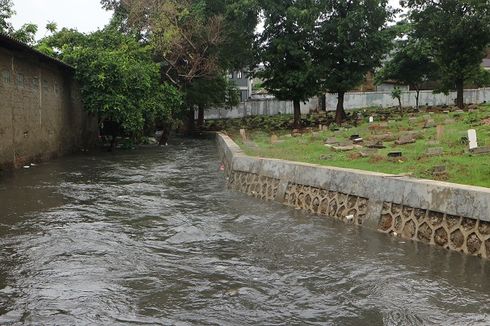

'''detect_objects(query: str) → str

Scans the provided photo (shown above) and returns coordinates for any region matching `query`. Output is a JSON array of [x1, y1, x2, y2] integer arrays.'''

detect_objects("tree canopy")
[[256, 0, 321, 128], [376, 29, 439, 109], [405, 0, 490, 108], [317, 0, 396, 123], [38, 27, 182, 144]]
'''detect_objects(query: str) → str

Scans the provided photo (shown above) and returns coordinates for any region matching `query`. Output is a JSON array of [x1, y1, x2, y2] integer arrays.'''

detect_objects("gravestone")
[[366, 141, 386, 149], [436, 125, 445, 140], [424, 119, 436, 129], [432, 165, 447, 176], [471, 147, 490, 155], [324, 137, 339, 146], [240, 129, 247, 141], [360, 148, 378, 157], [395, 134, 416, 145], [369, 116, 374, 123], [271, 134, 279, 144], [388, 151, 402, 158], [426, 147, 444, 156], [468, 129, 478, 150]]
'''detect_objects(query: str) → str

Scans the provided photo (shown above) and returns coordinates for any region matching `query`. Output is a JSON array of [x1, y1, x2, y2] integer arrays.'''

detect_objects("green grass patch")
[[226, 105, 490, 188]]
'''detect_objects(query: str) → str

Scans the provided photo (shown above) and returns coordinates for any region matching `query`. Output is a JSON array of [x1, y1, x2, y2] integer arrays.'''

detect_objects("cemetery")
[[225, 104, 490, 188]]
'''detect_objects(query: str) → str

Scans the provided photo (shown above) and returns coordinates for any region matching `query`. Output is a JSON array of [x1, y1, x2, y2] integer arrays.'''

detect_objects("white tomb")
[[468, 129, 478, 150]]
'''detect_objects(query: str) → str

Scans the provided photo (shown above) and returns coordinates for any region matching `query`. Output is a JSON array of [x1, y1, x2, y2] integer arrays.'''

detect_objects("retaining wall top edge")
[[216, 133, 490, 195]]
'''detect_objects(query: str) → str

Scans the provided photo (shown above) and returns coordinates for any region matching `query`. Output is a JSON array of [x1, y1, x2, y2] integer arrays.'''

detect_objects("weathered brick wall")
[[0, 46, 97, 169]]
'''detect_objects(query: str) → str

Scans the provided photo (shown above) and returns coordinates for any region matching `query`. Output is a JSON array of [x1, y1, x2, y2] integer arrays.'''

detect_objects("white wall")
[[203, 97, 319, 120], [324, 88, 490, 111], [205, 88, 490, 120]]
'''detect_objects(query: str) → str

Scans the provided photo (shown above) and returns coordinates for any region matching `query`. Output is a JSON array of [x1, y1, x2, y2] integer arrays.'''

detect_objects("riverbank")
[[228, 104, 490, 188], [217, 132, 490, 259]]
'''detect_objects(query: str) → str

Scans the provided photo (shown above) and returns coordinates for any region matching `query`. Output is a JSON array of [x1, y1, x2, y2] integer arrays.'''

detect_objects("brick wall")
[[0, 45, 97, 170]]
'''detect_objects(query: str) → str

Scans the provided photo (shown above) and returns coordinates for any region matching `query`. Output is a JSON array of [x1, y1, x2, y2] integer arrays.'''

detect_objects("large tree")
[[102, 0, 259, 131], [405, 0, 490, 109], [38, 27, 182, 149], [376, 37, 439, 110], [256, 0, 320, 129], [317, 0, 395, 123]]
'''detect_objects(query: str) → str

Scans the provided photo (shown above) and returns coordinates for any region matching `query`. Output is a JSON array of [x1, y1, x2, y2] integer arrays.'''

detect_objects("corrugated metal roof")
[[0, 32, 74, 70]]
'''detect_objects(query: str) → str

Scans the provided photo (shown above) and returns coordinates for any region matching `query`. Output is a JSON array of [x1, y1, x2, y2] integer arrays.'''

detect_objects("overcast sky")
[[10, 0, 112, 39], [10, 0, 402, 40]]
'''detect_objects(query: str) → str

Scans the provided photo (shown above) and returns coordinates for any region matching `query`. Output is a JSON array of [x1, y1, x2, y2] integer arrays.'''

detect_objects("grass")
[[226, 104, 490, 188]]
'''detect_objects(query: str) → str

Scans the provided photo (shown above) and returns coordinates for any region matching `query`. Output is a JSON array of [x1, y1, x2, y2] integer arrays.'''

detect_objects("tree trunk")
[[415, 87, 420, 111], [398, 98, 403, 115], [159, 123, 171, 146], [335, 91, 347, 124], [197, 106, 205, 129], [184, 107, 195, 135], [110, 134, 117, 152], [293, 100, 301, 129], [456, 79, 464, 109], [320, 94, 326, 111]]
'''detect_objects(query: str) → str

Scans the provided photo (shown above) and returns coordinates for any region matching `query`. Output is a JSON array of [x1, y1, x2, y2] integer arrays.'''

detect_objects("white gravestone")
[[468, 129, 478, 150], [369, 116, 374, 123]]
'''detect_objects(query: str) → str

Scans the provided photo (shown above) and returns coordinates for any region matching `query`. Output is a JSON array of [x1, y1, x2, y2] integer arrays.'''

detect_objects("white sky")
[[10, 0, 401, 40], [10, 0, 113, 39]]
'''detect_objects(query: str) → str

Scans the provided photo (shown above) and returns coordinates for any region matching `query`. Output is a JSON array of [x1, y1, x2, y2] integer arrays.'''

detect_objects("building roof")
[[0, 32, 74, 70]]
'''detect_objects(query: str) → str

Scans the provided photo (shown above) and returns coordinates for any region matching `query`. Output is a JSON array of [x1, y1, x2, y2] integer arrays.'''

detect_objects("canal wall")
[[0, 34, 97, 170], [217, 133, 490, 259]]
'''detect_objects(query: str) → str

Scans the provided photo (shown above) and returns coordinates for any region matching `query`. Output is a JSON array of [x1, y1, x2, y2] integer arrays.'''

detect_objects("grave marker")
[[468, 129, 478, 150], [240, 129, 247, 141], [436, 125, 445, 140]]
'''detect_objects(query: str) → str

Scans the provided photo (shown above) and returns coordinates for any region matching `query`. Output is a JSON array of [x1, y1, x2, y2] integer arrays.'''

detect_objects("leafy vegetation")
[[38, 26, 183, 148], [256, 0, 320, 129], [405, 0, 490, 109], [316, 0, 396, 123]]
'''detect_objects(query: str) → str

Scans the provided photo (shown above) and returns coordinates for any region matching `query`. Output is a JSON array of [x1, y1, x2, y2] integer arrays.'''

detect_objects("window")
[[16, 73, 24, 88], [1, 70, 11, 85], [32, 77, 39, 91], [43, 79, 50, 94], [228, 71, 233, 79], [237, 71, 243, 79], [54, 82, 59, 96]]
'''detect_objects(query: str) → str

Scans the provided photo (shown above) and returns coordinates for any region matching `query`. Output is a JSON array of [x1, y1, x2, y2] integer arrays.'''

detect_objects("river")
[[0, 139, 489, 325]]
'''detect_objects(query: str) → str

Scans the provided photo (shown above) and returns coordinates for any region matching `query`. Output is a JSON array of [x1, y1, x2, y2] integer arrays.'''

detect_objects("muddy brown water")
[[1, 139, 490, 325]]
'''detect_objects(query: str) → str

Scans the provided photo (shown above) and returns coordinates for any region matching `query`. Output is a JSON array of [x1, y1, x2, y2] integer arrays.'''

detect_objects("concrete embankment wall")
[[206, 88, 490, 120], [217, 133, 490, 259], [0, 36, 97, 170]]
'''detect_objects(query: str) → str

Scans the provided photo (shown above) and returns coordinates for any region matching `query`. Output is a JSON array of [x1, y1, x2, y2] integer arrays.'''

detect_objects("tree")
[[186, 75, 240, 128], [391, 87, 402, 114], [0, 0, 38, 45], [317, 0, 395, 123], [376, 37, 438, 110], [38, 27, 182, 149], [0, 0, 14, 33], [256, 0, 320, 129], [101, 0, 259, 132], [10, 23, 38, 45], [405, 0, 490, 109]]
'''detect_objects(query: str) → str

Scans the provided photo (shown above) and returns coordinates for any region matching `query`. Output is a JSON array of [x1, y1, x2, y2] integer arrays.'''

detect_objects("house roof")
[[0, 33, 74, 71]]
